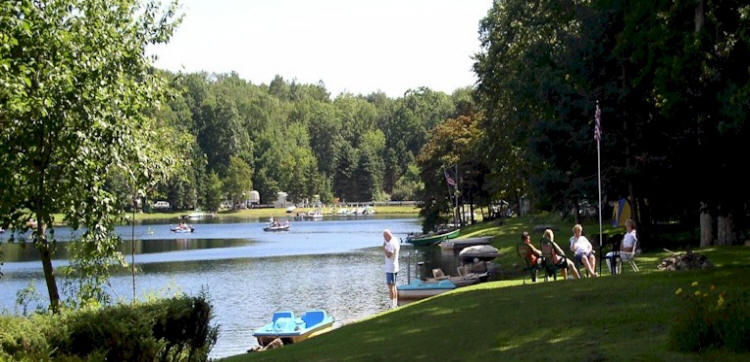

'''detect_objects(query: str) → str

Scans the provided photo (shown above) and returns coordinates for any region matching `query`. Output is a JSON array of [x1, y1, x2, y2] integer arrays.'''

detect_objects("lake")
[[0, 216, 446, 359]]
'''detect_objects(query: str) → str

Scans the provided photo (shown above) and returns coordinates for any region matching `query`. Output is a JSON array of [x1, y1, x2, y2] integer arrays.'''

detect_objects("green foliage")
[[0, 294, 218, 361], [203, 172, 224, 212], [670, 282, 750, 352], [0, 0, 181, 311], [223, 156, 253, 208]]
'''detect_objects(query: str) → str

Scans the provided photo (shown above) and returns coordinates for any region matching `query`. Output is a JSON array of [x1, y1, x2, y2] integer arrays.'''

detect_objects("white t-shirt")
[[570, 236, 593, 256], [622, 230, 637, 250], [384, 238, 400, 273]]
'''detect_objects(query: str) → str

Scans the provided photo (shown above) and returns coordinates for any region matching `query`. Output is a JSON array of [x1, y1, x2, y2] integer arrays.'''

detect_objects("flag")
[[594, 101, 602, 143], [444, 168, 456, 187]]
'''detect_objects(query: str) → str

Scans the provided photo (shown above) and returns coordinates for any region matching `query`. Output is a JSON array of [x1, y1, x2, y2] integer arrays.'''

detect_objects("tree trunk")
[[716, 213, 736, 245], [695, 0, 705, 33], [37, 220, 61, 313], [573, 200, 581, 224], [699, 202, 714, 247]]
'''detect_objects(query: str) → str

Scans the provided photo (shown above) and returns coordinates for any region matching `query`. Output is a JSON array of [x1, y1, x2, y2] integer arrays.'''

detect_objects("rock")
[[265, 338, 284, 350]]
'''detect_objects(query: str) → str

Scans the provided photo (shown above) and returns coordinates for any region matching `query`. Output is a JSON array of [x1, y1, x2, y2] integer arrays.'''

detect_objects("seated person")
[[605, 219, 638, 273], [520, 231, 542, 267], [569, 224, 598, 277], [541, 229, 581, 280]]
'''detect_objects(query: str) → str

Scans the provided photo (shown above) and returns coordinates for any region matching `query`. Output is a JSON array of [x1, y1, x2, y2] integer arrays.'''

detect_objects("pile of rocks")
[[657, 249, 713, 271]]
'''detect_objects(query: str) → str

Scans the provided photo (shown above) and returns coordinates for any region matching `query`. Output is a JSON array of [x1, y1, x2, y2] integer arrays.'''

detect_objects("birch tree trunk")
[[699, 202, 714, 247]]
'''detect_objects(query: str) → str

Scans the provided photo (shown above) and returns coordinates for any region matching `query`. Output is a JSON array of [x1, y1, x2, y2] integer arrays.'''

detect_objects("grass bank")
[[224, 215, 750, 361]]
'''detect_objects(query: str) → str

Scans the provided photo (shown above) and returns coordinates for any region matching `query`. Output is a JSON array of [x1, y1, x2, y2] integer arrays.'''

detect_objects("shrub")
[[669, 281, 750, 352], [0, 293, 218, 361]]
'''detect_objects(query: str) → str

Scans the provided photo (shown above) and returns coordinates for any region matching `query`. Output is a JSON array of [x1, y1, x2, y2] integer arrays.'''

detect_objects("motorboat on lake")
[[253, 310, 334, 346], [264, 219, 290, 231], [170, 224, 194, 233]]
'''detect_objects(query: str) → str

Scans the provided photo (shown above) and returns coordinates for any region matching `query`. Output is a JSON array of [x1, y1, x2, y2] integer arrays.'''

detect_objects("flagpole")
[[596, 101, 603, 274]]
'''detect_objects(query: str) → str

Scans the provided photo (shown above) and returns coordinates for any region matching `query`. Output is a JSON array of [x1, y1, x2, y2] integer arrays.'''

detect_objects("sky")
[[151, 0, 493, 97]]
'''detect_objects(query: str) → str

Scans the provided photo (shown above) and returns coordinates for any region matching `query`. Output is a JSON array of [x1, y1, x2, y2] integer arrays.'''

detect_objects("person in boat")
[[520, 231, 542, 268], [570, 224, 598, 277], [383, 229, 400, 309], [541, 229, 580, 279]]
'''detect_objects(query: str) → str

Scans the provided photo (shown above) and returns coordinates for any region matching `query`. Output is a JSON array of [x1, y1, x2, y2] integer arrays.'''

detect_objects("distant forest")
[[135, 72, 472, 211]]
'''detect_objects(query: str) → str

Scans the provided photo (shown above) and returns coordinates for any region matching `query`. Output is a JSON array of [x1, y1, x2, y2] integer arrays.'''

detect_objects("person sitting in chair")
[[570, 224, 598, 277], [605, 219, 638, 274], [541, 229, 581, 280], [521, 231, 542, 267]]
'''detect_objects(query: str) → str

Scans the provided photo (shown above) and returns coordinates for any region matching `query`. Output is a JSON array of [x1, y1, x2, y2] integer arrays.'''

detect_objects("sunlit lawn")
[[223, 215, 750, 361]]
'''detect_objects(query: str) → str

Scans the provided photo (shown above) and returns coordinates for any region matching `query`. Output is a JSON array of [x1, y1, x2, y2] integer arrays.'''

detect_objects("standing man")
[[383, 229, 400, 308]]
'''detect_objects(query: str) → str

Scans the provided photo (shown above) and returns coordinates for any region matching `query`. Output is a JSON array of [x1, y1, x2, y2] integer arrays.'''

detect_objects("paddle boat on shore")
[[458, 245, 500, 262], [439, 236, 493, 251], [397, 279, 456, 306], [406, 228, 460, 247], [253, 310, 334, 346]]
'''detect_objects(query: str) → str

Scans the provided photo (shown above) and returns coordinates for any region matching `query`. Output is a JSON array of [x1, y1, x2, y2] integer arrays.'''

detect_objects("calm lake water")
[[0, 216, 446, 359]]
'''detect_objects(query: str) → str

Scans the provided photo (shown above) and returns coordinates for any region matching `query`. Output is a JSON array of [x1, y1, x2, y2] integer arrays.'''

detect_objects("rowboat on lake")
[[170, 224, 194, 233], [406, 228, 460, 247], [253, 310, 334, 346]]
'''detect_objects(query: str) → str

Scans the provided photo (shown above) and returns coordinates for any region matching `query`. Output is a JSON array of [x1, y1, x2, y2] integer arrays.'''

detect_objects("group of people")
[[520, 219, 638, 279]]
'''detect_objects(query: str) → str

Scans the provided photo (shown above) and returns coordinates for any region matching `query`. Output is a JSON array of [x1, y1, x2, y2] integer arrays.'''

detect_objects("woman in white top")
[[569, 224, 598, 277], [605, 219, 637, 273]]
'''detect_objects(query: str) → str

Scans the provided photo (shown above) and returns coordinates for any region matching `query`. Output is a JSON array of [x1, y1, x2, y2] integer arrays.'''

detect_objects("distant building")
[[273, 192, 289, 208], [248, 190, 260, 205], [153, 201, 170, 209]]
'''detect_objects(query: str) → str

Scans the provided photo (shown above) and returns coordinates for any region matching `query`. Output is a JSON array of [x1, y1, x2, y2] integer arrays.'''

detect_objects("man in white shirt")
[[383, 229, 400, 308]]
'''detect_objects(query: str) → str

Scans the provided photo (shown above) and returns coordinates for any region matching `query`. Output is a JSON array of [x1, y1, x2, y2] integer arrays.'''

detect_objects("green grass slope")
[[224, 216, 750, 362]]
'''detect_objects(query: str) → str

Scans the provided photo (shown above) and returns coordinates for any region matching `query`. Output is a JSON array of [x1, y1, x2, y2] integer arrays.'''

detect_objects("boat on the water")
[[170, 224, 194, 233], [397, 279, 456, 305], [253, 310, 334, 346], [263, 224, 290, 232], [458, 245, 499, 262], [406, 228, 460, 247], [439, 236, 493, 251], [303, 209, 323, 220]]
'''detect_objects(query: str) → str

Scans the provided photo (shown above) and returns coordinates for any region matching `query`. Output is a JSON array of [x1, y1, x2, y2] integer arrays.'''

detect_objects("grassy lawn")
[[223, 215, 750, 361]]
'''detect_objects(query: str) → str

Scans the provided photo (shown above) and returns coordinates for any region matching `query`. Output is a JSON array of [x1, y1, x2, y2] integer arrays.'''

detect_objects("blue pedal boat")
[[396, 279, 456, 306], [253, 310, 334, 346]]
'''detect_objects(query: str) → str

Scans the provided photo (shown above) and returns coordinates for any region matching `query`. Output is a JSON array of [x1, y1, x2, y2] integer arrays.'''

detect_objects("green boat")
[[406, 228, 460, 247]]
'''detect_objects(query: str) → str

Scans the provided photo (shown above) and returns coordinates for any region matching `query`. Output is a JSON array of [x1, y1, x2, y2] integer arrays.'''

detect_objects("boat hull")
[[255, 321, 334, 346], [440, 236, 493, 250], [263, 226, 290, 232], [407, 229, 460, 247], [396, 279, 456, 305]]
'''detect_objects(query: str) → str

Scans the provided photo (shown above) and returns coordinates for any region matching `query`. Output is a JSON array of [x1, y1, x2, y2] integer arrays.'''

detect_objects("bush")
[[0, 293, 218, 361], [669, 281, 750, 352]]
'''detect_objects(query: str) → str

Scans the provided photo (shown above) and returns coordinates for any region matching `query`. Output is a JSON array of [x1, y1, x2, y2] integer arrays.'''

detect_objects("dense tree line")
[[151, 72, 471, 211], [469, 0, 750, 246]]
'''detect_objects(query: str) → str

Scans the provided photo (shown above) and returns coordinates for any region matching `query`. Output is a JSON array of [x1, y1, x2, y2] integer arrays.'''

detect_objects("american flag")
[[594, 101, 602, 143], [444, 168, 456, 187]]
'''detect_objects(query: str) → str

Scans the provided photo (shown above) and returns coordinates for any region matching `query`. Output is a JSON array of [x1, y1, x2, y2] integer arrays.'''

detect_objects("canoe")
[[439, 236, 493, 251], [397, 279, 456, 305], [406, 229, 460, 247], [253, 310, 334, 346], [458, 245, 500, 262], [263, 225, 290, 232]]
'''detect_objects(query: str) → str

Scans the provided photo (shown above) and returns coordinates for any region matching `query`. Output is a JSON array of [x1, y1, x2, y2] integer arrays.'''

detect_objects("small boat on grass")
[[253, 310, 334, 346], [406, 228, 460, 247], [397, 279, 456, 306], [458, 245, 499, 262]]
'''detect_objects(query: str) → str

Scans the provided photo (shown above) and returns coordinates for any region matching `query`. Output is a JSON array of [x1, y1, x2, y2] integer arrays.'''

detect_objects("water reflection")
[[0, 218, 478, 359]]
